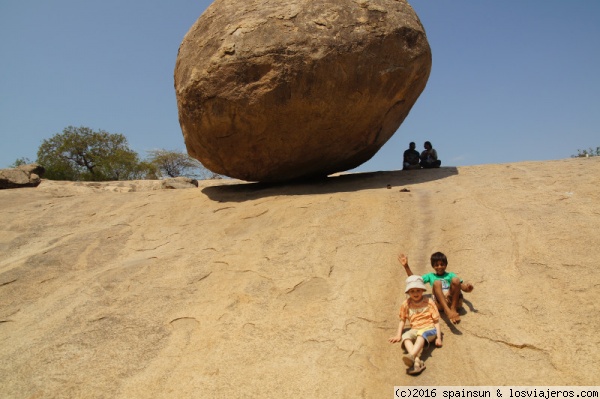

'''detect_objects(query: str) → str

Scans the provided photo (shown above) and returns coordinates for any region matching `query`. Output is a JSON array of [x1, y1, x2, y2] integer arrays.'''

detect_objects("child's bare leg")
[[448, 277, 463, 315], [433, 280, 460, 324], [405, 336, 425, 358], [402, 337, 425, 367]]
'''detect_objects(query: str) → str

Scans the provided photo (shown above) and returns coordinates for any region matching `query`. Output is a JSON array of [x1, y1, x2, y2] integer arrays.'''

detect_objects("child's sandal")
[[407, 359, 426, 375]]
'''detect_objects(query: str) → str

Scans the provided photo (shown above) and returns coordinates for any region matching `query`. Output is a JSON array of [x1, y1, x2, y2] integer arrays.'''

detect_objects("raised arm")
[[398, 253, 414, 276]]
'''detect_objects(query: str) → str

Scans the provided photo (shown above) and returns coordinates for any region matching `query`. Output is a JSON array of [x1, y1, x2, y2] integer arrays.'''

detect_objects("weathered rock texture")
[[0, 163, 45, 189], [1, 158, 600, 398], [161, 176, 199, 189], [175, 0, 431, 182]]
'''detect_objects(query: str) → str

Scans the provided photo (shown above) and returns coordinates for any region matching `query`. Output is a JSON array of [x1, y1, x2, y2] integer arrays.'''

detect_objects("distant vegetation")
[[10, 157, 32, 167], [13, 126, 221, 181], [572, 147, 600, 158], [146, 149, 222, 180], [37, 126, 149, 181]]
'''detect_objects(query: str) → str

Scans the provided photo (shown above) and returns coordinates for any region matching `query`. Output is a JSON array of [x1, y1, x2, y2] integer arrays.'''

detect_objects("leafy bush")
[[37, 126, 154, 181], [34, 126, 222, 181]]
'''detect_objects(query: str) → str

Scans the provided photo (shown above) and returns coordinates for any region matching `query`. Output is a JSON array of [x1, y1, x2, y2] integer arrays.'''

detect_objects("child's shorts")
[[401, 327, 437, 347]]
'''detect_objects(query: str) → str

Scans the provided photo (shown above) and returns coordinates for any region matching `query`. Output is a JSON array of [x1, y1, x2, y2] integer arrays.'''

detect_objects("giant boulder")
[[175, 0, 431, 182]]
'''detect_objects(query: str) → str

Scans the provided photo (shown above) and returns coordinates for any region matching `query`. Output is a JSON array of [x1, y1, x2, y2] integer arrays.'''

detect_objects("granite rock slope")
[[1, 158, 599, 398]]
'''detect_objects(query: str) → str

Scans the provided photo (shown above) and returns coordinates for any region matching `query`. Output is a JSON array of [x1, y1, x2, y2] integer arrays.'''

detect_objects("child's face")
[[407, 288, 425, 301], [432, 260, 447, 275]]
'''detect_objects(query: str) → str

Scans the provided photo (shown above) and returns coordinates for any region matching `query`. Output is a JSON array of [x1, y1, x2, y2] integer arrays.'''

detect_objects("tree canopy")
[[10, 157, 32, 168], [34, 126, 221, 181], [146, 149, 221, 179], [37, 126, 154, 181]]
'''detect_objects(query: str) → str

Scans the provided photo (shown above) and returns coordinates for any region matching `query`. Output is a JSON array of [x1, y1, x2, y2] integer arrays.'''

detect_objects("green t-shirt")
[[422, 272, 462, 291]]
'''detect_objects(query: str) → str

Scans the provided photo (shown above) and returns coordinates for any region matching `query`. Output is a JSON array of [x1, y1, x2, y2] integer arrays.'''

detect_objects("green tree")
[[37, 126, 154, 181], [10, 157, 32, 167], [146, 149, 222, 179], [572, 147, 600, 158]]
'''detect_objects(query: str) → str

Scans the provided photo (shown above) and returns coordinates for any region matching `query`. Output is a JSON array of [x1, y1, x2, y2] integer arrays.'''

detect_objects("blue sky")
[[1, 1, 599, 173]]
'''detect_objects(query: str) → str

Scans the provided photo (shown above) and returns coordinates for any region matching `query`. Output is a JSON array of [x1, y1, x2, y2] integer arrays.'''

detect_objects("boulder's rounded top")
[[175, 0, 431, 182]]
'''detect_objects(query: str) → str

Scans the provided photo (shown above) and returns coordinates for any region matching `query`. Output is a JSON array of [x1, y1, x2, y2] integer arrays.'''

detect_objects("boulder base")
[[175, 0, 431, 182]]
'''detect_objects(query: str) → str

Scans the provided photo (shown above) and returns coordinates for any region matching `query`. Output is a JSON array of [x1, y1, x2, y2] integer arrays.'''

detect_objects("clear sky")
[[1, 1, 599, 173]]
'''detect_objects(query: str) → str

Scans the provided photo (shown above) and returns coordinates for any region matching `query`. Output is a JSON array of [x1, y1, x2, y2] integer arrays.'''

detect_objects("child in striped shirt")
[[389, 275, 442, 375]]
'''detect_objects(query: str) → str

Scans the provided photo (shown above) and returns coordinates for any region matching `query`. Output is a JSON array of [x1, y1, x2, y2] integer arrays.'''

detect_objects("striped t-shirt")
[[399, 297, 440, 330]]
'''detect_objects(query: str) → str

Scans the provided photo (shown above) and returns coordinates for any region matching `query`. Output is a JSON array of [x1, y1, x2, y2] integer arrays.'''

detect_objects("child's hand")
[[398, 253, 409, 267], [462, 282, 474, 293], [388, 335, 402, 343], [435, 337, 443, 347]]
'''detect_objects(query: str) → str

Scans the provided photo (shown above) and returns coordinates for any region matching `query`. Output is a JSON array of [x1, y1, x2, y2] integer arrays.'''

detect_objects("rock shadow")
[[201, 167, 458, 203]]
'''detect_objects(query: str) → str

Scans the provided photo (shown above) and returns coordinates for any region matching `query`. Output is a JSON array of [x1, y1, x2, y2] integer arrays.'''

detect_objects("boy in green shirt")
[[398, 252, 474, 324]]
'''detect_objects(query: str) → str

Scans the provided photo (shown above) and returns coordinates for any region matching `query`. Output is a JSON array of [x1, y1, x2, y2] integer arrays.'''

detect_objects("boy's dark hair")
[[430, 252, 448, 266]]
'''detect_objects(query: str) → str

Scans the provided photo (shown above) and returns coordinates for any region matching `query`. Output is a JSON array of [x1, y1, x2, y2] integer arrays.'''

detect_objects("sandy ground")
[[1, 157, 599, 398]]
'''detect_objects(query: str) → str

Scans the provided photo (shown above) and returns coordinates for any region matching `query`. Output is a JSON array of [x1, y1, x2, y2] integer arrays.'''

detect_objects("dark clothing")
[[403, 149, 420, 169], [421, 159, 441, 168]]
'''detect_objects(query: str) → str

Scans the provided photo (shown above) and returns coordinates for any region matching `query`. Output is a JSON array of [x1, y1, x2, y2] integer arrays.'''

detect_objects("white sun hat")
[[405, 275, 427, 293]]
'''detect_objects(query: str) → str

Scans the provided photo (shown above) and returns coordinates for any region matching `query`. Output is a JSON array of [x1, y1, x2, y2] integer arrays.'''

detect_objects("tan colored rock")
[[161, 177, 199, 189], [0, 163, 45, 189], [1, 158, 600, 397], [175, 0, 431, 182], [35, 178, 198, 194]]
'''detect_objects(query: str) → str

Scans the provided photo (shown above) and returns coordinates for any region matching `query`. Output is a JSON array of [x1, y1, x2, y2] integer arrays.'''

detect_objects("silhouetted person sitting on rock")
[[420, 141, 441, 168], [403, 142, 421, 170]]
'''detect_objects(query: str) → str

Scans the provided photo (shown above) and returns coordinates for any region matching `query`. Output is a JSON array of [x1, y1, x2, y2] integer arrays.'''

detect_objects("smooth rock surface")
[[1, 158, 599, 397], [175, 0, 431, 182]]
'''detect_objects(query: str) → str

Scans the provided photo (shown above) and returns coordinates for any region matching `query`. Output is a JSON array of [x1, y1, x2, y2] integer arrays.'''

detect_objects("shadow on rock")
[[201, 167, 458, 203]]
